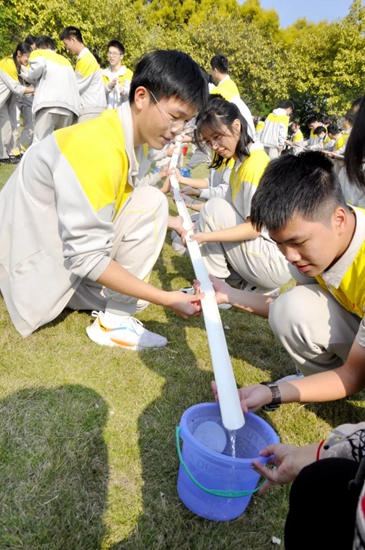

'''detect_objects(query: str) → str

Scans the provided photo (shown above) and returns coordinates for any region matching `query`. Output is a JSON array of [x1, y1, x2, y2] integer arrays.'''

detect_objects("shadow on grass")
[[0, 385, 109, 550], [108, 250, 282, 550]]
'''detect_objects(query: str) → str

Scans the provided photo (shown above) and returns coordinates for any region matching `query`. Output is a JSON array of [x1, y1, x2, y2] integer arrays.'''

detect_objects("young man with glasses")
[[0, 50, 208, 350], [102, 40, 133, 109], [60, 26, 107, 121]]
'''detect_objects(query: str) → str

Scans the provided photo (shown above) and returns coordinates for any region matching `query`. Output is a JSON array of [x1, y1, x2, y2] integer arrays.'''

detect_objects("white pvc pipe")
[[171, 136, 245, 431]]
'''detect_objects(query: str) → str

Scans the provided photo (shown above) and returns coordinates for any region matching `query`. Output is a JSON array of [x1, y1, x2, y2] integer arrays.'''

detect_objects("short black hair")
[[24, 34, 37, 46], [107, 40, 125, 55], [327, 124, 340, 135], [313, 125, 326, 135], [320, 114, 331, 125], [195, 95, 251, 169], [306, 114, 320, 125], [210, 54, 228, 74], [278, 100, 294, 111], [36, 35, 55, 50], [129, 50, 208, 113], [250, 151, 347, 232], [60, 26, 83, 43]]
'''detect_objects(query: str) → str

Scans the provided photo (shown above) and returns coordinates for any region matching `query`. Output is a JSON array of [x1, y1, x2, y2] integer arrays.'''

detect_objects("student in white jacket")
[[260, 100, 294, 159], [0, 50, 208, 350], [21, 35, 80, 142], [0, 42, 34, 163], [60, 26, 106, 122], [102, 40, 133, 109]]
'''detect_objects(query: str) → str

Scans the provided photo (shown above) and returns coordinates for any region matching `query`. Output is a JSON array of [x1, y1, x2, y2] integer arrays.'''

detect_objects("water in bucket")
[[176, 402, 279, 521]]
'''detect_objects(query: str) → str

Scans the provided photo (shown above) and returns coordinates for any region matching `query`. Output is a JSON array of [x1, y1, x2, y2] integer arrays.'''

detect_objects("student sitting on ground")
[[0, 50, 208, 350], [186, 96, 291, 296], [252, 420, 365, 550]]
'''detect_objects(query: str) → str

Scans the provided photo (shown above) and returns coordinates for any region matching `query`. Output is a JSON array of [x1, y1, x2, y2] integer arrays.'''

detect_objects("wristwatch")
[[260, 381, 281, 412]]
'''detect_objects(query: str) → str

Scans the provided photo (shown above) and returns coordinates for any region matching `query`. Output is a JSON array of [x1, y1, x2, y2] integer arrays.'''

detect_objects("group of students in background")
[[0, 27, 133, 163], [2, 36, 365, 548]]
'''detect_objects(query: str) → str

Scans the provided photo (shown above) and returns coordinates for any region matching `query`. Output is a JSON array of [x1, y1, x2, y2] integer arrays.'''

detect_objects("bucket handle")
[[176, 427, 270, 498]]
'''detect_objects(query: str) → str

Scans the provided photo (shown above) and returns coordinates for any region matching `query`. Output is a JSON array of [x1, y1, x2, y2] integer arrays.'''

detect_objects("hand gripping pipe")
[[170, 135, 245, 431]]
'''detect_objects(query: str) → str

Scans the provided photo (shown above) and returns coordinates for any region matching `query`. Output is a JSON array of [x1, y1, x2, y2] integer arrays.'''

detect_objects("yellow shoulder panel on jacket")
[[55, 110, 131, 215], [76, 51, 100, 78], [31, 49, 71, 67], [238, 149, 269, 188], [255, 121, 265, 132], [293, 130, 304, 143], [316, 208, 365, 318], [210, 86, 234, 101], [230, 150, 269, 202], [0, 56, 18, 80], [267, 112, 289, 125]]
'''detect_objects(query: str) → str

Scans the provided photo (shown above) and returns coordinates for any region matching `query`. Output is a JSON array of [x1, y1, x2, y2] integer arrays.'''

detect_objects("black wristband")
[[260, 381, 281, 411]]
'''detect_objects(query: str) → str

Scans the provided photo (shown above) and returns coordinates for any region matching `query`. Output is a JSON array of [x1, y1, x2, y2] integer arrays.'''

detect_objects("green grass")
[[1, 160, 365, 549]]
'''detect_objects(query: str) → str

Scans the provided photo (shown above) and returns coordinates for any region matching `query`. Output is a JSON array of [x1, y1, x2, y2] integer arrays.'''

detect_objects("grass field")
[[1, 159, 365, 549]]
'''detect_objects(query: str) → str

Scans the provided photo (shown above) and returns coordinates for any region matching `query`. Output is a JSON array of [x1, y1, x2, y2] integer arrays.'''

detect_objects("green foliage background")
[[1, 0, 365, 118]]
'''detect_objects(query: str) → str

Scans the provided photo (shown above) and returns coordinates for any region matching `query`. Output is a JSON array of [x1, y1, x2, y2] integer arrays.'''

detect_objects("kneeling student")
[[0, 50, 208, 350], [208, 151, 365, 409]]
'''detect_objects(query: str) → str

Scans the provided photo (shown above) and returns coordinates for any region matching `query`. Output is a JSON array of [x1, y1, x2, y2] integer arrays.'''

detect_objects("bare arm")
[[191, 221, 260, 244], [203, 275, 274, 318], [97, 259, 203, 318], [236, 340, 365, 412], [170, 167, 208, 189]]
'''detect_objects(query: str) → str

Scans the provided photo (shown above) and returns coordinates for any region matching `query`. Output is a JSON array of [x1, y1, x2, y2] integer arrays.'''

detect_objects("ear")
[[133, 86, 149, 112], [232, 118, 241, 133], [332, 206, 348, 235]]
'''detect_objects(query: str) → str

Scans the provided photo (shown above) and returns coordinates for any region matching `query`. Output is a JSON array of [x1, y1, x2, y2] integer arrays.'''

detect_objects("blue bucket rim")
[[179, 402, 278, 463]]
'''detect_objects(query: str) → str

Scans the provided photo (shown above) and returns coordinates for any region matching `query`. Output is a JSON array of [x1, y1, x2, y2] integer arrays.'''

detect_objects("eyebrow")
[[270, 235, 307, 244]]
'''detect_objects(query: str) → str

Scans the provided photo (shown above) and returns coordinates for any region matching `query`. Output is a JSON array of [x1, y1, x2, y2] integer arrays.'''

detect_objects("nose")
[[282, 246, 301, 263]]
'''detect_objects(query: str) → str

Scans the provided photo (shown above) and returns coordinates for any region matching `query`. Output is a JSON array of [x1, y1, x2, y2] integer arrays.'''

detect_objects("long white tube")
[[171, 135, 245, 431]]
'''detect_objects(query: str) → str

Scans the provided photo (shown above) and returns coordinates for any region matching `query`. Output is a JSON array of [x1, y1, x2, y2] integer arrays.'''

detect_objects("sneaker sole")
[[86, 325, 167, 351]]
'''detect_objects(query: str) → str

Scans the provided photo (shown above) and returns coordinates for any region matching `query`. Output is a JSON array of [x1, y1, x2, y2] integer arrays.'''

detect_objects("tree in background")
[[0, 0, 364, 124]]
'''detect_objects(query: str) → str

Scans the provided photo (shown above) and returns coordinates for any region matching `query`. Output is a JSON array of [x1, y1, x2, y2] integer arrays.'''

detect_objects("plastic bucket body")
[[176, 402, 278, 521]]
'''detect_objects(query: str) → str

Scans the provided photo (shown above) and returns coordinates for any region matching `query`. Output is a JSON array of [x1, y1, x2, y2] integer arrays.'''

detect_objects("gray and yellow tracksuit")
[[0, 56, 27, 159], [21, 49, 80, 141], [198, 143, 291, 290], [0, 102, 168, 336], [260, 108, 290, 159], [75, 48, 107, 121]]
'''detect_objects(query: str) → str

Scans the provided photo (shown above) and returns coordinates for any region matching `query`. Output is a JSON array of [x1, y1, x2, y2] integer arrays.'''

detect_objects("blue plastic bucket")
[[176, 402, 279, 521]]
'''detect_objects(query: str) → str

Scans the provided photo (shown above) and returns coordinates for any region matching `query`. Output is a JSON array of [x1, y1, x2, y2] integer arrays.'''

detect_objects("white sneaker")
[[86, 311, 167, 351]]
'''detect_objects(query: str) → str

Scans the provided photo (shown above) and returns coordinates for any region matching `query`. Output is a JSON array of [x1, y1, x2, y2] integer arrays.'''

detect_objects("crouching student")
[[207, 151, 365, 409], [0, 50, 208, 350], [252, 421, 365, 549], [188, 96, 291, 295]]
